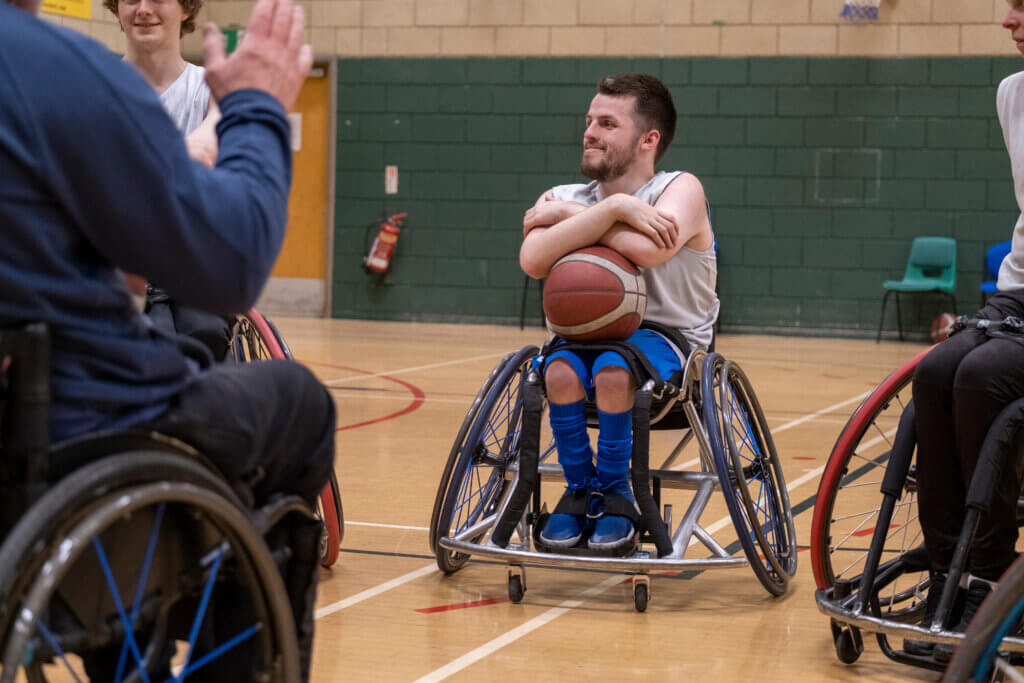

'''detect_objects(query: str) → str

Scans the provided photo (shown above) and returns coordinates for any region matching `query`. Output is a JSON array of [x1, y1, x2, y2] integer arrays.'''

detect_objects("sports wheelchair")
[[429, 323, 797, 612], [812, 319, 1024, 674], [228, 308, 344, 568], [0, 323, 313, 682]]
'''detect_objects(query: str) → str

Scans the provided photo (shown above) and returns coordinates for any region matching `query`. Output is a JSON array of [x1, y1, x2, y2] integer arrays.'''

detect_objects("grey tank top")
[[550, 171, 720, 352], [159, 62, 210, 135]]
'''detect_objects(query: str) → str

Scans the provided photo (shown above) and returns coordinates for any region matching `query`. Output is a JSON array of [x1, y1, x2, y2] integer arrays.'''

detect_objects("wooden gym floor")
[[276, 317, 938, 682]]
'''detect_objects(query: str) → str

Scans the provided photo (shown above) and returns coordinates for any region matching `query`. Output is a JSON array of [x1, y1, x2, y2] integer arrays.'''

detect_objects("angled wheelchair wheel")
[[0, 453, 299, 683], [702, 353, 796, 596], [431, 346, 537, 574], [228, 309, 344, 569], [945, 554, 1024, 682], [810, 349, 931, 608]]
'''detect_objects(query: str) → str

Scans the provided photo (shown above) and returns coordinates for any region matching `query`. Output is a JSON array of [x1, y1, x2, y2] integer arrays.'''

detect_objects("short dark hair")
[[103, 0, 203, 36], [597, 73, 677, 162]]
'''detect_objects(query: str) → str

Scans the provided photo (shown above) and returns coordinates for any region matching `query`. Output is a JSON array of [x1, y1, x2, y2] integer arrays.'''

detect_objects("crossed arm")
[[518, 173, 712, 279]]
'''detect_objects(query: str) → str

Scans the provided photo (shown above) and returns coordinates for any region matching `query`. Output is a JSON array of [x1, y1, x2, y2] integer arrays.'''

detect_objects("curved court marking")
[[308, 360, 426, 431], [320, 352, 507, 386]]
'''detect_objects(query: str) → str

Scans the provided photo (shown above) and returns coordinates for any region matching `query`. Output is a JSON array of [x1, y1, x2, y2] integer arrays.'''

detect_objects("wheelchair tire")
[[431, 346, 537, 574], [810, 348, 931, 591], [702, 353, 795, 596], [945, 553, 1024, 682], [0, 452, 299, 683], [229, 310, 345, 569]]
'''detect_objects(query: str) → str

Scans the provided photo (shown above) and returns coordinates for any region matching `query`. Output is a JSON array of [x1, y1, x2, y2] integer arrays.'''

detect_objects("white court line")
[[672, 389, 871, 471], [413, 388, 876, 682], [412, 574, 625, 683], [324, 352, 507, 386], [315, 564, 437, 620], [347, 521, 430, 532]]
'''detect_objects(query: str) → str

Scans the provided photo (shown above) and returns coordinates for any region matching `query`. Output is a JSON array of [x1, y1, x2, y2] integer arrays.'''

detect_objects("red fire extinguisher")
[[363, 212, 407, 274]]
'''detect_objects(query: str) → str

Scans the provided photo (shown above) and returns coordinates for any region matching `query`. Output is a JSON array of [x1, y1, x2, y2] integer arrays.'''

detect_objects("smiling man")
[[104, 0, 219, 163], [519, 73, 719, 552]]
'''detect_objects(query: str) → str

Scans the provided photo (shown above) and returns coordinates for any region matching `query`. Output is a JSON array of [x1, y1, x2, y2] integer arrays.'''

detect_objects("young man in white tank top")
[[520, 73, 719, 551], [105, 0, 232, 360], [104, 0, 219, 165]]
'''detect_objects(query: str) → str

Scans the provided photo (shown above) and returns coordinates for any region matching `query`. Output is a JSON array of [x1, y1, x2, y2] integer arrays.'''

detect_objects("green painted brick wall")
[[332, 56, 1022, 338]]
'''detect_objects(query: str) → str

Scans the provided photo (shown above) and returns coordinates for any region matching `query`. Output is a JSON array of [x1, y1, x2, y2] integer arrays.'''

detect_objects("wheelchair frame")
[[0, 323, 311, 682], [228, 308, 345, 569], [811, 349, 1024, 673], [431, 337, 797, 611]]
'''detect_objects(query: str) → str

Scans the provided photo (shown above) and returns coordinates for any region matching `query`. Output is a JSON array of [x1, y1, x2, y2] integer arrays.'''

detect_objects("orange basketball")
[[931, 313, 957, 343], [542, 246, 647, 342]]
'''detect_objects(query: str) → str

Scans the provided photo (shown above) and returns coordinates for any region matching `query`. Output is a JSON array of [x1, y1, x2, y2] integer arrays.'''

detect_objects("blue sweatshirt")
[[0, 6, 293, 440]]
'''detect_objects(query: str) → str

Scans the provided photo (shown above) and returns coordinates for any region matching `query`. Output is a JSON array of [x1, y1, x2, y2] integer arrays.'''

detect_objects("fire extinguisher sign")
[[385, 165, 399, 195]]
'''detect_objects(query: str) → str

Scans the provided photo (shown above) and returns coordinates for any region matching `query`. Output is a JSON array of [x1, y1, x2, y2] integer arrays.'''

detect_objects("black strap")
[[596, 492, 641, 523], [952, 315, 1024, 350], [552, 487, 592, 516]]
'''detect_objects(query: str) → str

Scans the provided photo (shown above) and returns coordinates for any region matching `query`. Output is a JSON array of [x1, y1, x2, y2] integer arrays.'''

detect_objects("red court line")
[[853, 524, 899, 538], [793, 456, 816, 461], [302, 361, 426, 431], [415, 597, 509, 614]]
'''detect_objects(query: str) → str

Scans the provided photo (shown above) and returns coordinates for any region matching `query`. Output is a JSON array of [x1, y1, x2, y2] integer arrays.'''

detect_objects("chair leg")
[[877, 290, 891, 343], [894, 292, 904, 341]]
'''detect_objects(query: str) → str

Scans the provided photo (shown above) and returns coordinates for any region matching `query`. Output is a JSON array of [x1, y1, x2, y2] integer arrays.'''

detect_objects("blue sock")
[[549, 400, 595, 488], [597, 409, 633, 494]]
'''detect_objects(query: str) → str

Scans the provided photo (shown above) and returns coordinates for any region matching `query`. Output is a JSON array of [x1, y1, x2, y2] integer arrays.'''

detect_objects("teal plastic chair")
[[876, 237, 957, 342]]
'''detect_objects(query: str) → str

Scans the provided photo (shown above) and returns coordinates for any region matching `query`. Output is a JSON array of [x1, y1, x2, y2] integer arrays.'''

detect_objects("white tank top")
[[997, 71, 1024, 292], [159, 62, 210, 135], [550, 171, 720, 351]]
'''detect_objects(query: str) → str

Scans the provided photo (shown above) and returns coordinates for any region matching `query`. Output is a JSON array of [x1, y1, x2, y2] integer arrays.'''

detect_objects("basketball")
[[931, 313, 957, 343], [542, 246, 647, 341]]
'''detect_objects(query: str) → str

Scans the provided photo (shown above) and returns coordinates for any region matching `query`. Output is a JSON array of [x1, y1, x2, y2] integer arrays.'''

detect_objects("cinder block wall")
[[332, 55, 1020, 335], [47, 0, 1017, 60], [49, 0, 1024, 336]]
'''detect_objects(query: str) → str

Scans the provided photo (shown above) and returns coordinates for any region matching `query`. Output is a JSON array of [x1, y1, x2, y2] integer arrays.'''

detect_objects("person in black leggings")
[[909, 291, 1024, 661]]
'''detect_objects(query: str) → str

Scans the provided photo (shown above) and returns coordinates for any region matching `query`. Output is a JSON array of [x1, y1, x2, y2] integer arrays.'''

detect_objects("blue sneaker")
[[540, 485, 594, 548], [588, 481, 639, 551]]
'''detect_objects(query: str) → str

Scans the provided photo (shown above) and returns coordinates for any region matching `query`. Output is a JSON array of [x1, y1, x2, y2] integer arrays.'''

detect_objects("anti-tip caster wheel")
[[633, 575, 650, 613], [830, 620, 863, 664], [507, 565, 526, 603]]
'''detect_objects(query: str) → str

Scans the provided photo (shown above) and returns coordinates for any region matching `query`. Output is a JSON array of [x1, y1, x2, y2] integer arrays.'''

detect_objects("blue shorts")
[[536, 329, 684, 402]]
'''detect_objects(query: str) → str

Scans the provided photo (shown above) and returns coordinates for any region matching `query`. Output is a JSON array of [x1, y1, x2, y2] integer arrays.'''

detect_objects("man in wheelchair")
[[0, 0, 333, 679], [519, 73, 719, 552], [905, 2, 1024, 663]]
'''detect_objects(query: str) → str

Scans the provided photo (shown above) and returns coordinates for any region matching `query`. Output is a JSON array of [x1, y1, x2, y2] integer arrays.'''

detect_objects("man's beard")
[[579, 141, 638, 182]]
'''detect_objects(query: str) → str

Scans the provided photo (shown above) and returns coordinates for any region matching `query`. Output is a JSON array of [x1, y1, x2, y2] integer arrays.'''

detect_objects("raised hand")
[[202, 0, 313, 112], [609, 193, 679, 249]]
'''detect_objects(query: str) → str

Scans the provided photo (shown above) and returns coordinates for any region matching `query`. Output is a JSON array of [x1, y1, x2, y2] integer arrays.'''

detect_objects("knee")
[[594, 367, 634, 413], [545, 359, 584, 403]]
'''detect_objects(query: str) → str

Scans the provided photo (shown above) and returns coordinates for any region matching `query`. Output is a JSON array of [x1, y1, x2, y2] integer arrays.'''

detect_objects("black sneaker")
[[904, 571, 949, 656], [933, 578, 993, 663]]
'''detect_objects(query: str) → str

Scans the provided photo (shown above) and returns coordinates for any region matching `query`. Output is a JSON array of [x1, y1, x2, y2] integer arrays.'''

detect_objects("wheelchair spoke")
[[178, 543, 226, 682], [93, 537, 152, 683], [164, 624, 262, 683], [35, 619, 85, 683], [116, 502, 166, 683]]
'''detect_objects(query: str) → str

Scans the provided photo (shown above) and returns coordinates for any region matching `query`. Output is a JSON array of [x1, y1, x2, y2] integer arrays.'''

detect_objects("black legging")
[[914, 290, 1024, 580]]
